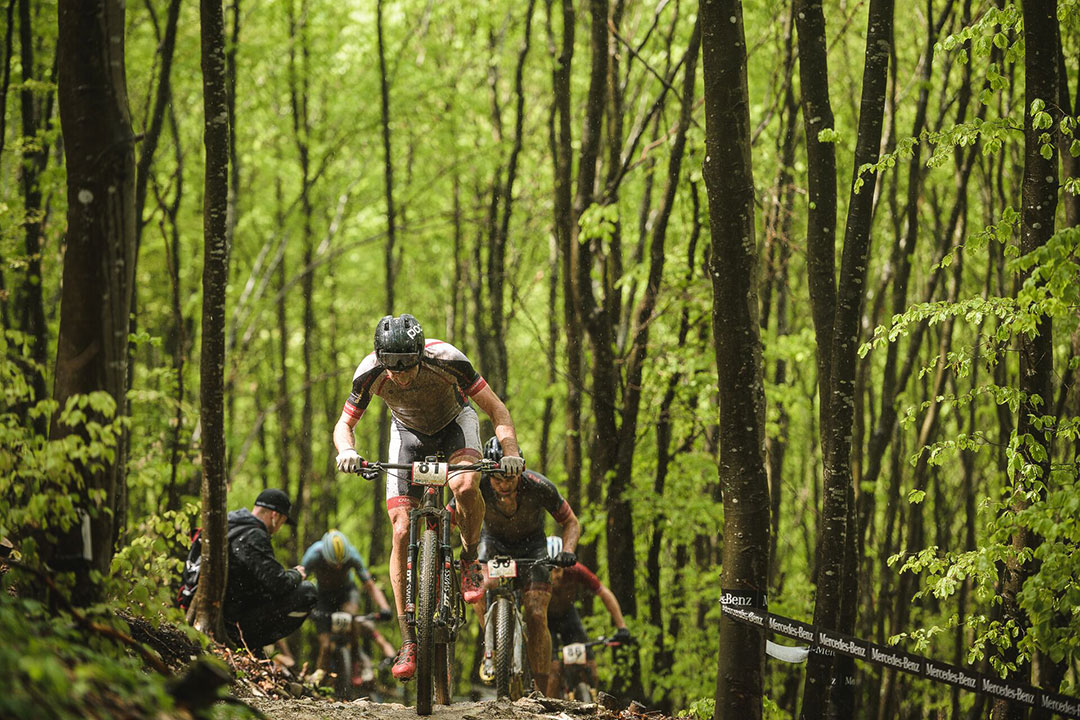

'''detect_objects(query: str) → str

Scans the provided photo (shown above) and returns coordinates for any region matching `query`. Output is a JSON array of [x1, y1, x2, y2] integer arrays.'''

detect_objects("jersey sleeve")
[[531, 471, 573, 524], [569, 563, 603, 596], [342, 352, 384, 420], [300, 542, 321, 570], [347, 543, 372, 583], [425, 341, 487, 397]]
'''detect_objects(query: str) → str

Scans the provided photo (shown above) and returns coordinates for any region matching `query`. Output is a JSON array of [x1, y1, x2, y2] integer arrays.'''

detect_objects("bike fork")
[[404, 512, 419, 632]]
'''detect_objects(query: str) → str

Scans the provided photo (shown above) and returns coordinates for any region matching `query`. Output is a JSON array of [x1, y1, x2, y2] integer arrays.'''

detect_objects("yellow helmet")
[[321, 530, 348, 567]]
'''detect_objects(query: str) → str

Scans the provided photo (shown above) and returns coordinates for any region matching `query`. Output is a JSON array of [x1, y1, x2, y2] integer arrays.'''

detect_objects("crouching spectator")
[[224, 488, 317, 653]]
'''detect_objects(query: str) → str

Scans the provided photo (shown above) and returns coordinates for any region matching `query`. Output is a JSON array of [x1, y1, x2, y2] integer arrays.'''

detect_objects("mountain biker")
[[332, 313, 525, 681], [544, 535, 631, 698], [452, 437, 581, 695], [301, 529, 397, 677], [223, 488, 317, 654]]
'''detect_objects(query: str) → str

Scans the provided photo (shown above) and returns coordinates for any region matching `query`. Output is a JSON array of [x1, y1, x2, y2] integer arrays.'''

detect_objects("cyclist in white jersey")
[[332, 313, 524, 681]]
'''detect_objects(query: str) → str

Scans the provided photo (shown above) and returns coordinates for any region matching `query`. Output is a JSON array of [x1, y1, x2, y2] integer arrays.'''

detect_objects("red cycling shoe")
[[392, 642, 417, 680], [461, 559, 485, 604]]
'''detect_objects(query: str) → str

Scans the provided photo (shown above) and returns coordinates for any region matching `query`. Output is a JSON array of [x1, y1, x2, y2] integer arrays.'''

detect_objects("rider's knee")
[[448, 472, 479, 498], [389, 511, 410, 542]]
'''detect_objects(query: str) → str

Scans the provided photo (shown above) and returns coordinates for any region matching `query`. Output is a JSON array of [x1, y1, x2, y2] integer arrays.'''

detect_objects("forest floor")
[[125, 615, 655, 720], [246, 694, 616, 720]]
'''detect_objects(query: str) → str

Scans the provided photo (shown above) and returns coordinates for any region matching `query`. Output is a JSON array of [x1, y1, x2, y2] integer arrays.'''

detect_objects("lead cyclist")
[[332, 313, 525, 682]]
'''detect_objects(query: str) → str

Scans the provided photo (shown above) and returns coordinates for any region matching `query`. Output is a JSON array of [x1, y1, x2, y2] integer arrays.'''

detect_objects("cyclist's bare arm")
[[557, 508, 582, 554], [597, 584, 627, 630], [363, 576, 392, 613], [471, 385, 521, 458], [333, 410, 359, 453]]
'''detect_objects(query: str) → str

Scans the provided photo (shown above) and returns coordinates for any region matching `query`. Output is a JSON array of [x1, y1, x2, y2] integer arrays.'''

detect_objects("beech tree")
[[49, 0, 136, 605]]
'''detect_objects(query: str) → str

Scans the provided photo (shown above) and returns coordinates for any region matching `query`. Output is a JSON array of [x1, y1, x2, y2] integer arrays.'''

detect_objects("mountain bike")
[[483, 556, 551, 700], [327, 610, 385, 700], [354, 457, 498, 715], [552, 636, 620, 702]]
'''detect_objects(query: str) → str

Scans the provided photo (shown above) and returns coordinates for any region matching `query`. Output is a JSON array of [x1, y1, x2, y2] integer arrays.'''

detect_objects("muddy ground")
[[247, 694, 608, 720]]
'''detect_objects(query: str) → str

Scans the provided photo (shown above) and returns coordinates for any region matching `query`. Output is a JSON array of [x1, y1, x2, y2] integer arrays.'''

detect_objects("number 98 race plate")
[[411, 461, 449, 486], [487, 557, 517, 578], [562, 643, 587, 665]]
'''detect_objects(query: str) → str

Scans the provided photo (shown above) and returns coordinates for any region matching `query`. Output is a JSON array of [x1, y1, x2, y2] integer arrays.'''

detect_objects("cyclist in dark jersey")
[[332, 314, 525, 681], [451, 437, 581, 695], [301, 530, 396, 676], [544, 536, 631, 697]]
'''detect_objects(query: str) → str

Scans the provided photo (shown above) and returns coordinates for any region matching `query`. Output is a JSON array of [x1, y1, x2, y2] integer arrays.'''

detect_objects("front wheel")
[[415, 528, 438, 715], [434, 641, 452, 705], [493, 598, 513, 699], [573, 681, 593, 703], [333, 644, 353, 700]]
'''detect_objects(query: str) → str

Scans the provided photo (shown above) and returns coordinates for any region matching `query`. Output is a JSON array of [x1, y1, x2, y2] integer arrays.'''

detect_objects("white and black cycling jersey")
[[341, 339, 488, 435]]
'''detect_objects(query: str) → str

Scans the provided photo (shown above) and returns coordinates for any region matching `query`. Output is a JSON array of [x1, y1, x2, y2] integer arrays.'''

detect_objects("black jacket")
[[223, 508, 302, 620]]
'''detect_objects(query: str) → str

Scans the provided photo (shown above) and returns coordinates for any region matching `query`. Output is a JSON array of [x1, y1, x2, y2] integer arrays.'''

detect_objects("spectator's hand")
[[294, 565, 307, 579], [376, 607, 394, 622], [554, 550, 577, 568], [336, 448, 362, 473], [499, 454, 525, 476], [612, 627, 632, 644]]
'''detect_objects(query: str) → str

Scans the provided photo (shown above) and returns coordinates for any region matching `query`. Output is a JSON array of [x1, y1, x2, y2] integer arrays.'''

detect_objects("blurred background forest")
[[1, 0, 1079, 717]]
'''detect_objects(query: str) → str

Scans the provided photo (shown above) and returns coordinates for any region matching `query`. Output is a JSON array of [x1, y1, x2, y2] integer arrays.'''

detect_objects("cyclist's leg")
[[521, 540, 553, 693], [386, 419, 424, 651], [442, 406, 483, 555], [546, 616, 573, 697]]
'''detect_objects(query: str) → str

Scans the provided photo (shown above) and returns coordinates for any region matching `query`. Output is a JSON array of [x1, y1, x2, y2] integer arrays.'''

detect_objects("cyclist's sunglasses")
[[381, 353, 420, 372]]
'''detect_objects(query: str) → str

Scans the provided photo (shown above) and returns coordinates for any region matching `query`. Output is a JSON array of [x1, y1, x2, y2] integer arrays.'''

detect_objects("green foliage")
[[0, 331, 125, 563], [0, 593, 175, 720]]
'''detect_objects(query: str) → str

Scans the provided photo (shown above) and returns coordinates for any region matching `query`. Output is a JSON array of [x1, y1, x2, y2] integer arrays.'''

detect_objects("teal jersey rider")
[[301, 531, 372, 591]]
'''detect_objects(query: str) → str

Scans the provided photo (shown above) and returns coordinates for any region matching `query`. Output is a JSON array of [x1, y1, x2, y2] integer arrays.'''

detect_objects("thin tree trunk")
[[371, 0, 396, 564], [994, 1, 1057, 716], [16, 0, 51, 433], [190, 0, 233, 643], [287, 0, 315, 552], [802, 0, 893, 716], [701, 0, 770, 716], [548, 0, 583, 510]]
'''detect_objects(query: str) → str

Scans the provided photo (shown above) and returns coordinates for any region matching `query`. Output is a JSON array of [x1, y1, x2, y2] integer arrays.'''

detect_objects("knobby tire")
[[434, 641, 452, 705], [494, 598, 513, 699], [334, 644, 353, 700], [574, 681, 593, 703], [416, 529, 438, 715]]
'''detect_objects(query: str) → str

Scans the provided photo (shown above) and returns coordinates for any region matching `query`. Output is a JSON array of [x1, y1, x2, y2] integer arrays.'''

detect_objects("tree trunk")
[[16, 0, 52, 434], [701, 0, 770, 716], [801, 0, 893, 716], [548, 0, 583, 510], [994, 1, 1057, 716], [190, 0, 232, 643], [51, 0, 136, 606]]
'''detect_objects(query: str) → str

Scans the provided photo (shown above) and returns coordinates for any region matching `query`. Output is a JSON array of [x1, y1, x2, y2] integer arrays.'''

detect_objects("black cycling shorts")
[[386, 405, 481, 509], [478, 533, 551, 590], [548, 605, 590, 658]]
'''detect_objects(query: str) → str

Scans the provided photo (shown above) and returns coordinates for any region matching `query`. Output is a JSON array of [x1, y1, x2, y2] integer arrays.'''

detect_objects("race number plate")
[[488, 557, 517, 578], [411, 461, 449, 486], [330, 611, 352, 633], [562, 643, 588, 665]]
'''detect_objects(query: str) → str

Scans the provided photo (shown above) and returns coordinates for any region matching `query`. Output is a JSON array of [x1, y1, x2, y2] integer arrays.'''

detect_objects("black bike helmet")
[[483, 436, 503, 463], [374, 313, 424, 370]]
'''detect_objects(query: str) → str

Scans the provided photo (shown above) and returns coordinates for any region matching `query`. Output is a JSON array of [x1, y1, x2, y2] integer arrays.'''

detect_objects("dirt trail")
[[248, 695, 601, 720]]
